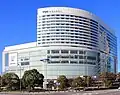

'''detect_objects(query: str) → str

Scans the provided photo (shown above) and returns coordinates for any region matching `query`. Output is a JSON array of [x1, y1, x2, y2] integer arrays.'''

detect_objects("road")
[[0, 89, 120, 95]]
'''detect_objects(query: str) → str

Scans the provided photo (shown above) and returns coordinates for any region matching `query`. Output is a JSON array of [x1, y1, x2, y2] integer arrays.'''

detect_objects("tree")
[[22, 69, 44, 91], [116, 73, 120, 82], [2, 73, 20, 90], [72, 77, 84, 87], [68, 78, 74, 87], [57, 75, 68, 90], [99, 72, 116, 87], [83, 76, 94, 87], [47, 80, 54, 90]]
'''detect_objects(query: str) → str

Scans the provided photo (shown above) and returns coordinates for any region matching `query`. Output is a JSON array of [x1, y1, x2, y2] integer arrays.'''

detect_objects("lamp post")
[[40, 58, 49, 89], [17, 63, 21, 91]]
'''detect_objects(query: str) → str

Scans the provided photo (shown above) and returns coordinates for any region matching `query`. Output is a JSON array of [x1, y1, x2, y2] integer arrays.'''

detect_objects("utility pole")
[[40, 58, 49, 89], [17, 64, 21, 92]]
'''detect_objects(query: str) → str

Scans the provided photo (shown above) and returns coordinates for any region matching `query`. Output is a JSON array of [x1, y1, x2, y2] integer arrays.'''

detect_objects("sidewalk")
[[0, 91, 66, 95], [0, 89, 118, 95]]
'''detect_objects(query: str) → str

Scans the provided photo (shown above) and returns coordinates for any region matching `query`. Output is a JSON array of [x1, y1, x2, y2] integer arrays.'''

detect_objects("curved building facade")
[[37, 7, 117, 77], [3, 7, 117, 81]]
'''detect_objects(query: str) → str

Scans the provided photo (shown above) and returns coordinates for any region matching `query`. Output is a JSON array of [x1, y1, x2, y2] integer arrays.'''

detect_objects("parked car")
[[118, 87, 120, 90]]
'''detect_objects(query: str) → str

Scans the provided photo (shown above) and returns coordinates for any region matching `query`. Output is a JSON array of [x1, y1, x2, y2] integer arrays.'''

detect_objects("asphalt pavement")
[[0, 89, 120, 95]]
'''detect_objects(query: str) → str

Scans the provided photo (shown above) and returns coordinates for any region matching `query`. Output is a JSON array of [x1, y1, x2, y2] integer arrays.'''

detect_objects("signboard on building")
[[9, 53, 17, 66]]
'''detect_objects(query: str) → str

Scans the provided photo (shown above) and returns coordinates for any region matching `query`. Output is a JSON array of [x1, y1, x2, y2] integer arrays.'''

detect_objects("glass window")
[[47, 50, 50, 54], [79, 61, 83, 64], [21, 62, 29, 65], [21, 59, 23, 61], [61, 50, 69, 53], [61, 56, 69, 58], [70, 50, 77, 54], [56, 14, 60, 16], [24, 58, 29, 61], [79, 56, 84, 59], [61, 61, 69, 63], [87, 56, 96, 60], [70, 55, 74, 59], [79, 51, 84, 54], [50, 61, 60, 64], [51, 56, 60, 58], [51, 50, 59, 53], [70, 61, 78, 64], [75, 55, 78, 59]]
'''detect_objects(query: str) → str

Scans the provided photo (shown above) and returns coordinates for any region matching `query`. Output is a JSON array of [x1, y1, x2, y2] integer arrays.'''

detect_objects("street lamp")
[[17, 63, 21, 91], [40, 58, 49, 89]]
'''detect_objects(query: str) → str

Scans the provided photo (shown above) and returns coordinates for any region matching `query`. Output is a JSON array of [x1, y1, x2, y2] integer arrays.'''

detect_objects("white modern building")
[[2, 7, 117, 81]]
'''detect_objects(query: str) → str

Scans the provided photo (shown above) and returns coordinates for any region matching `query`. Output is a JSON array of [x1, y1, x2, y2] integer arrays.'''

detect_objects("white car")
[[118, 87, 120, 90]]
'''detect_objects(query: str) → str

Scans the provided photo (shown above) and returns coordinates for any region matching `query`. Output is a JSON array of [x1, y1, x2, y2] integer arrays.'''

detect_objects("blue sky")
[[0, 0, 120, 73]]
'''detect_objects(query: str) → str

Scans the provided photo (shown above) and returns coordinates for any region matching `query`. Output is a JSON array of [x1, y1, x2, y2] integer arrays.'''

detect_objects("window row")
[[39, 32, 98, 38], [41, 14, 98, 24], [48, 50, 85, 54], [48, 60, 96, 65], [40, 34, 98, 39], [41, 20, 98, 27], [38, 30, 98, 37], [39, 41, 98, 47], [40, 39, 98, 45], [48, 55, 96, 60], [38, 35, 98, 42], [41, 25, 98, 31], [41, 28, 98, 35], [41, 17, 98, 25], [41, 23, 98, 30]]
